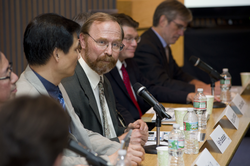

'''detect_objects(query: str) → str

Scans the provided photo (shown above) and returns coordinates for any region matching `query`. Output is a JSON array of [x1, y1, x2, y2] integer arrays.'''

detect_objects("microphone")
[[133, 83, 171, 119], [67, 138, 109, 166], [189, 56, 223, 80]]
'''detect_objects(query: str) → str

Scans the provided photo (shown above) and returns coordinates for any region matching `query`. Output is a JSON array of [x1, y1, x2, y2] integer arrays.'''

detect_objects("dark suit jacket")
[[134, 28, 195, 93], [62, 62, 126, 142], [105, 58, 189, 120]]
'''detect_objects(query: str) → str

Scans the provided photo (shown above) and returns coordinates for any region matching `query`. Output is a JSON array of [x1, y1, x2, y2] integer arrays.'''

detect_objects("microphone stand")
[[210, 77, 226, 108], [144, 104, 168, 154]]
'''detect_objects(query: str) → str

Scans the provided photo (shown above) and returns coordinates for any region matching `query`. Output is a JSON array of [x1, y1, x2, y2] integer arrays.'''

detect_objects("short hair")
[[81, 12, 124, 40], [0, 95, 70, 166], [72, 12, 91, 27], [0, 51, 2, 63], [112, 13, 139, 29], [153, 0, 193, 27], [23, 13, 81, 65]]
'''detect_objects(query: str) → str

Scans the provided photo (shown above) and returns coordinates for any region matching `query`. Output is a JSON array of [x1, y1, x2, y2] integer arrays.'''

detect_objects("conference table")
[[141, 95, 250, 166]]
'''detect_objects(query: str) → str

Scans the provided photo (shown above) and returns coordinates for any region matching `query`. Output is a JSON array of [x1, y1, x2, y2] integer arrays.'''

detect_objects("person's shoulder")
[[16, 75, 38, 97]]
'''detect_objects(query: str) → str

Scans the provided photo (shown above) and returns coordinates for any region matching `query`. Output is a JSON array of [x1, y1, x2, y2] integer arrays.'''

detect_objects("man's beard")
[[84, 44, 117, 75]]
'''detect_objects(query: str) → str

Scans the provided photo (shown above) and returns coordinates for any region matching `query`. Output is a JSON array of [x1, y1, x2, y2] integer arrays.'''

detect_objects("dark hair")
[[111, 13, 139, 28], [0, 95, 70, 166], [153, 0, 192, 26], [72, 12, 91, 27], [81, 12, 124, 40], [23, 13, 81, 65]]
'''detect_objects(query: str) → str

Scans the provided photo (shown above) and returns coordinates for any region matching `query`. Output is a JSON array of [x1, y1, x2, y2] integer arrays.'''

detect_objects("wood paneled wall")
[[0, 0, 116, 76]]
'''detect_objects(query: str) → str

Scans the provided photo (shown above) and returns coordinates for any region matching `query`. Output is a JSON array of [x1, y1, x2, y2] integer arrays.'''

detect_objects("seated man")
[[0, 51, 18, 107], [17, 13, 144, 166], [105, 13, 195, 120], [134, 0, 220, 95], [0, 95, 69, 166], [62, 12, 148, 145]]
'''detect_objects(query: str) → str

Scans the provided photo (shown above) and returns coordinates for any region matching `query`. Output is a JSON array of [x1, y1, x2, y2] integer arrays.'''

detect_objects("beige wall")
[[117, 0, 185, 66]]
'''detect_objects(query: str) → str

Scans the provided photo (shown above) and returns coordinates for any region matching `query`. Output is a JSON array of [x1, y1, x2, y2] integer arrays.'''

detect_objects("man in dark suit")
[[62, 12, 148, 151], [134, 0, 220, 95], [105, 13, 195, 121]]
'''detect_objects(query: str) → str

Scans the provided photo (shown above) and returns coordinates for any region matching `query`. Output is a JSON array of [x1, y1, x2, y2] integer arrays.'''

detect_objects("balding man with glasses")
[[0, 51, 18, 107], [62, 12, 147, 165], [134, 0, 216, 96]]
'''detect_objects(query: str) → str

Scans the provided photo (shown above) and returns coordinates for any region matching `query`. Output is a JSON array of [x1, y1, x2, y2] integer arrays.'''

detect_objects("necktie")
[[98, 76, 111, 138], [58, 91, 66, 110], [121, 64, 143, 117]]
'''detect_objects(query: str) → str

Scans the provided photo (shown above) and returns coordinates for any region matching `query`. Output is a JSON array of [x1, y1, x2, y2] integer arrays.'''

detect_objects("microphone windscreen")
[[189, 56, 199, 66], [133, 82, 143, 93]]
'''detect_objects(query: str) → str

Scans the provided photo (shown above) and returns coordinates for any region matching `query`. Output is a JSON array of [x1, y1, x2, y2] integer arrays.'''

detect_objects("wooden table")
[[141, 95, 250, 166]]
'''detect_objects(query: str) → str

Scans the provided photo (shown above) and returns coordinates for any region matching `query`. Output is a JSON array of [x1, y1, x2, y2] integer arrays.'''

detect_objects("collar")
[[78, 57, 102, 89], [151, 27, 167, 48], [116, 60, 127, 70], [32, 69, 60, 100]]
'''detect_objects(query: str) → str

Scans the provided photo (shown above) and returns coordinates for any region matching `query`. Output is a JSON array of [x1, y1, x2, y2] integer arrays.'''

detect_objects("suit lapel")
[[24, 65, 49, 95], [75, 62, 102, 125]]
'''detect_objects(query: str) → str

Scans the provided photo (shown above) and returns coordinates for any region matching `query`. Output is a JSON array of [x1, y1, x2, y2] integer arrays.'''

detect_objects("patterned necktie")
[[98, 76, 111, 138], [121, 64, 143, 117], [58, 91, 66, 110]]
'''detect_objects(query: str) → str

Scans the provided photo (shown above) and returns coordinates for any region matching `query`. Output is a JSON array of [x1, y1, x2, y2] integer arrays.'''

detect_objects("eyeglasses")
[[123, 36, 141, 44], [172, 20, 187, 31], [0, 62, 12, 80], [85, 33, 125, 52]]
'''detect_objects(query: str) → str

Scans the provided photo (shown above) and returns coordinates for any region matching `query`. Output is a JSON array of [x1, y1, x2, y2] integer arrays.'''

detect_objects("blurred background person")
[[0, 95, 70, 166]]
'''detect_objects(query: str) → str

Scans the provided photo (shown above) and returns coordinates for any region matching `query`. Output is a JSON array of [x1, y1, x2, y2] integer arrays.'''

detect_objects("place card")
[[191, 148, 220, 166], [240, 78, 250, 95], [213, 105, 239, 129], [230, 93, 248, 115], [210, 125, 232, 153]]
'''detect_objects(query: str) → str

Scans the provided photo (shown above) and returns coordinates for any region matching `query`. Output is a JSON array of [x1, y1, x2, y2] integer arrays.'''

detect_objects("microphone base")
[[213, 101, 226, 108], [144, 144, 167, 154]]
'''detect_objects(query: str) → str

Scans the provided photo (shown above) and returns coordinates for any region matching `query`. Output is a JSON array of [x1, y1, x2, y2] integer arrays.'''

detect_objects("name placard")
[[192, 148, 220, 166], [231, 94, 248, 115], [210, 125, 232, 153], [213, 105, 239, 129]]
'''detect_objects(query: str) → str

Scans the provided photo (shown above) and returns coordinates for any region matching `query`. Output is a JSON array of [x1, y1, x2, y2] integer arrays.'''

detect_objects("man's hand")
[[186, 93, 195, 103], [126, 143, 145, 166], [127, 119, 148, 131]]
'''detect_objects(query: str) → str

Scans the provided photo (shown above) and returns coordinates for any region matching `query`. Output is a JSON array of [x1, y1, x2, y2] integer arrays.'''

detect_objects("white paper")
[[151, 108, 175, 122], [210, 125, 232, 153], [225, 106, 239, 129], [213, 107, 227, 128], [192, 148, 220, 166], [231, 93, 248, 115]]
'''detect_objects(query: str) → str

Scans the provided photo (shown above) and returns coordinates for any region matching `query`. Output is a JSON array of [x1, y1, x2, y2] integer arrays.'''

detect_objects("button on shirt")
[[78, 57, 117, 138]]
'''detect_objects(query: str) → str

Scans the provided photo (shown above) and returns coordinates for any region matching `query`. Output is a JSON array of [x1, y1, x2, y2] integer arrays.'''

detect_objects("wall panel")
[[0, 0, 116, 76]]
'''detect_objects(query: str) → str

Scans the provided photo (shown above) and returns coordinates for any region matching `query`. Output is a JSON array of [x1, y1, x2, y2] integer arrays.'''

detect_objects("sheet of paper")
[[192, 148, 220, 166], [151, 108, 175, 122], [231, 93, 248, 115], [210, 125, 232, 153]]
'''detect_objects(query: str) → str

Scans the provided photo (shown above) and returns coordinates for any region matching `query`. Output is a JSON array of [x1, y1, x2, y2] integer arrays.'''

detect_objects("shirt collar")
[[33, 69, 60, 100], [116, 59, 127, 70], [151, 27, 167, 48], [78, 56, 102, 89]]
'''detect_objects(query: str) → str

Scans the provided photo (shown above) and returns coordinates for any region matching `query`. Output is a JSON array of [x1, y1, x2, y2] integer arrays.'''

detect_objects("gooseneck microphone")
[[68, 138, 110, 166], [189, 56, 223, 80], [133, 83, 171, 119]]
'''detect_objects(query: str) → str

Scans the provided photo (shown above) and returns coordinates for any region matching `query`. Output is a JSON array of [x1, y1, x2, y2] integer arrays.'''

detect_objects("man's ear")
[[159, 15, 168, 27], [52, 47, 60, 63], [79, 33, 86, 49]]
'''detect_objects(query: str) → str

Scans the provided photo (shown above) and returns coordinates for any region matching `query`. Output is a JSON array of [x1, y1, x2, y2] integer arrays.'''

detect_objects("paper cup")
[[206, 95, 214, 119], [156, 146, 169, 166], [174, 108, 187, 129], [240, 72, 250, 87]]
